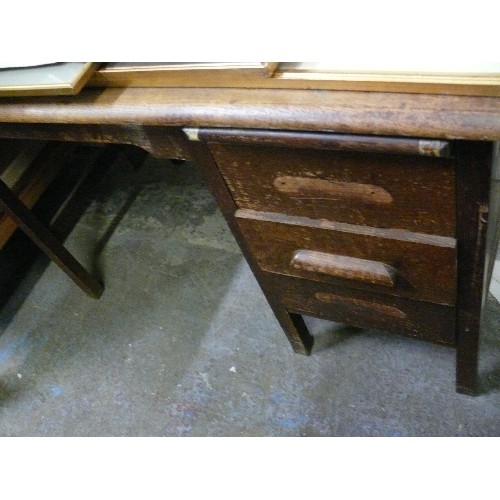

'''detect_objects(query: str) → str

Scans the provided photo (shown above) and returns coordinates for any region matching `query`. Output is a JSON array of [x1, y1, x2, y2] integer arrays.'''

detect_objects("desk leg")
[[187, 138, 314, 354], [264, 300, 313, 355], [455, 141, 494, 395], [0, 179, 103, 299]]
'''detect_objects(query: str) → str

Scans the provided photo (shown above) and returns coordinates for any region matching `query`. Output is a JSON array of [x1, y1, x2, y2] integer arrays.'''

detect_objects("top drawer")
[[201, 129, 456, 236]]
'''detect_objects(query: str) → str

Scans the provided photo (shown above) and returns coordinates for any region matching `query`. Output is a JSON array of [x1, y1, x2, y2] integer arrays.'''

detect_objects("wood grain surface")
[[267, 273, 456, 346], [199, 128, 453, 157], [209, 142, 456, 236], [0, 87, 500, 141], [186, 138, 315, 354], [290, 250, 398, 287], [236, 209, 457, 305], [290, 250, 397, 287]]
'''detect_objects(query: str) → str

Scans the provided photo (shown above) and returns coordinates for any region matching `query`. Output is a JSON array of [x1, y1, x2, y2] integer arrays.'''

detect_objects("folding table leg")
[[0, 179, 103, 299]]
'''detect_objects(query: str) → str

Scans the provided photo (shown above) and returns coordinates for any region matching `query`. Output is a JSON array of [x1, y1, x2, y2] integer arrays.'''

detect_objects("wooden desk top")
[[0, 87, 500, 141]]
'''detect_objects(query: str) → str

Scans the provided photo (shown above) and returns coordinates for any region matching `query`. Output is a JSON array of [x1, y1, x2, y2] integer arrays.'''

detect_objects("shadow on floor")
[[0, 143, 145, 328]]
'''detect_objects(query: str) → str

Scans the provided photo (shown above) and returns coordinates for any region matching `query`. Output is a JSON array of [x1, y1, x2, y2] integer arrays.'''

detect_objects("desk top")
[[0, 87, 500, 141]]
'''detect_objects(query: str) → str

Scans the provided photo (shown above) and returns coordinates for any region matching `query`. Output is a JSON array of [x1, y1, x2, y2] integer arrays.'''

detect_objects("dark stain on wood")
[[314, 292, 407, 319]]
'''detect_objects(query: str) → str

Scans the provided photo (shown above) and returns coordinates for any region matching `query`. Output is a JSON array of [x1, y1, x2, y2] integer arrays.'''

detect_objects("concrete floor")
[[0, 152, 499, 436]]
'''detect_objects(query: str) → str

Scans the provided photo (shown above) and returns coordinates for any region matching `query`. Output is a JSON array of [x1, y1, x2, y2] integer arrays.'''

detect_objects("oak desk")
[[0, 87, 499, 395]]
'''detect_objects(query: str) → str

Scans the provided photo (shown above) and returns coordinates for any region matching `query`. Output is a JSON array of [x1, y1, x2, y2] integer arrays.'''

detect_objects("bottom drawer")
[[266, 274, 456, 346]]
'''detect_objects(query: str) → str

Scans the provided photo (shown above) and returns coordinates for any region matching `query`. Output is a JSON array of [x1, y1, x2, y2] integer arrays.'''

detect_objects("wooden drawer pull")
[[274, 176, 393, 205], [314, 292, 407, 319], [290, 250, 398, 287]]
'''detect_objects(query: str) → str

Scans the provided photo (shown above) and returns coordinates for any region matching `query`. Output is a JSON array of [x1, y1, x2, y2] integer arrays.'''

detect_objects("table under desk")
[[0, 86, 499, 395]]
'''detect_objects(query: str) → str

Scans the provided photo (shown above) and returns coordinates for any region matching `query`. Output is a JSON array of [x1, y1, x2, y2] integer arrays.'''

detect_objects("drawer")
[[203, 130, 456, 236], [266, 273, 456, 346], [236, 209, 457, 305]]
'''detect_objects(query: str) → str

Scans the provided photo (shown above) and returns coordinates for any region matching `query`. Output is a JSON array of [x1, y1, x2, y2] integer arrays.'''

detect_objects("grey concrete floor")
[[0, 153, 499, 436]]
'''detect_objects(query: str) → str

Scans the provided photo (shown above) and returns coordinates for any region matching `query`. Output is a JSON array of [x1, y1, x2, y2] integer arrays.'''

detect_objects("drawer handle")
[[314, 293, 407, 319], [273, 176, 393, 205], [290, 250, 398, 287]]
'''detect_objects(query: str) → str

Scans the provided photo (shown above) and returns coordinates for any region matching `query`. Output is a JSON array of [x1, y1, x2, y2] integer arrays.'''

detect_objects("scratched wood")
[[290, 250, 398, 287], [266, 273, 456, 346], [1, 87, 500, 141], [236, 209, 457, 306], [0, 88, 497, 395], [0, 123, 194, 161], [274, 176, 394, 205], [208, 140, 456, 236], [199, 129, 453, 157]]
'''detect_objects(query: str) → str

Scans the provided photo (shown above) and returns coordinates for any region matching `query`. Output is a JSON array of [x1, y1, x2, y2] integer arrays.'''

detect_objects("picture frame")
[[0, 62, 99, 97]]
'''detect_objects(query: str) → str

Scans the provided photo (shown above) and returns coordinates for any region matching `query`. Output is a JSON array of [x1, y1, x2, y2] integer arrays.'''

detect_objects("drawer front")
[[206, 135, 456, 236], [236, 209, 457, 305], [266, 273, 456, 346]]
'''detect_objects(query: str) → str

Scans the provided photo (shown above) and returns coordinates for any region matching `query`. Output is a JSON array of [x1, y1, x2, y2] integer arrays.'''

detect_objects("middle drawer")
[[236, 209, 457, 306]]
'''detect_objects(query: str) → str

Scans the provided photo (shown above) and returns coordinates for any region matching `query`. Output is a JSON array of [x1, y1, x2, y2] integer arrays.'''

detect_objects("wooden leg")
[[0, 179, 103, 299], [187, 139, 315, 354], [455, 141, 495, 395], [456, 311, 481, 395], [270, 306, 314, 355]]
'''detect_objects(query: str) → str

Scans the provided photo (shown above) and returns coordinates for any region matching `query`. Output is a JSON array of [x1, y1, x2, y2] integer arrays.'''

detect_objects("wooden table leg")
[[268, 305, 314, 355], [186, 136, 315, 354], [455, 141, 495, 395], [0, 179, 103, 299]]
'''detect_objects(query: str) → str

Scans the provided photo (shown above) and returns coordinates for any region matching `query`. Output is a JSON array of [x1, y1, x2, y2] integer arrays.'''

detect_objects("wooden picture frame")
[[90, 62, 278, 88], [273, 63, 500, 97], [89, 62, 500, 97]]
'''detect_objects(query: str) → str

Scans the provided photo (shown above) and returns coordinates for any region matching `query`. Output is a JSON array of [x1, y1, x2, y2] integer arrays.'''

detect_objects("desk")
[[0, 87, 499, 395]]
